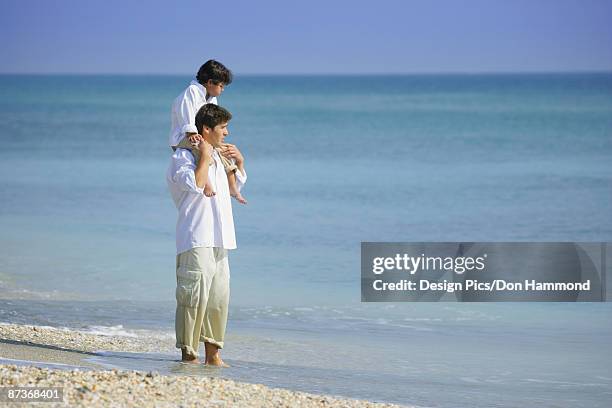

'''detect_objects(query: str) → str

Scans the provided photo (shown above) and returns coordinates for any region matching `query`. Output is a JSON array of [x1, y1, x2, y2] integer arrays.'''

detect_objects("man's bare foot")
[[181, 348, 200, 364], [204, 342, 230, 367], [206, 354, 230, 367], [204, 183, 216, 197], [231, 191, 247, 205]]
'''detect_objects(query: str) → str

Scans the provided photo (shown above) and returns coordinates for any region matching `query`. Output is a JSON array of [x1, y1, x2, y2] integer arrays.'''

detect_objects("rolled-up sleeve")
[[181, 123, 198, 134], [168, 150, 204, 194]]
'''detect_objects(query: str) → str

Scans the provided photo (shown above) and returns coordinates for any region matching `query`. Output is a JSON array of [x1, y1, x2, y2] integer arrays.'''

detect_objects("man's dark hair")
[[196, 60, 233, 86], [195, 104, 232, 133]]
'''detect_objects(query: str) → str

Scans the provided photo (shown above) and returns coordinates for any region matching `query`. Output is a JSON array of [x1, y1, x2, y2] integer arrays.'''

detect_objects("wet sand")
[[0, 323, 407, 407]]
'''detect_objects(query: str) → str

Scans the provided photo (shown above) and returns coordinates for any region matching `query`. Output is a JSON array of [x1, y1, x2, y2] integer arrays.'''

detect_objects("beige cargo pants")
[[175, 247, 230, 359]]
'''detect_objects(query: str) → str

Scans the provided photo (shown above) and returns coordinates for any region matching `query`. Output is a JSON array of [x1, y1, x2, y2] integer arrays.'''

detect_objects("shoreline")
[[0, 323, 407, 407]]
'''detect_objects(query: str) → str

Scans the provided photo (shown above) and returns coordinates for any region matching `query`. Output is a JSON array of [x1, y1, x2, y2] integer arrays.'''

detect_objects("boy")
[[169, 59, 247, 204]]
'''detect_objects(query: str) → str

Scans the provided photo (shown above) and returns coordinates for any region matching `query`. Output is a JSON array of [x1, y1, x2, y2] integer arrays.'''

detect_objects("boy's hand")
[[220, 143, 244, 165], [187, 133, 202, 147]]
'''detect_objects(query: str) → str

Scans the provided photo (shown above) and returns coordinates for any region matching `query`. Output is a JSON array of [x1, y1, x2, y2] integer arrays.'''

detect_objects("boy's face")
[[205, 80, 225, 97], [204, 122, 229, 148]]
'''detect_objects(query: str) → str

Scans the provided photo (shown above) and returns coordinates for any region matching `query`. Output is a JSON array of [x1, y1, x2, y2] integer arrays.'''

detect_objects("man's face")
[[205, 122, 229, 148], [205, 80, 225, 97]]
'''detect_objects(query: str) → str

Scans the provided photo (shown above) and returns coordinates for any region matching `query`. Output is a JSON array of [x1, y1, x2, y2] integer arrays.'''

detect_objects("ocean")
[[1, 73, 611, 407]]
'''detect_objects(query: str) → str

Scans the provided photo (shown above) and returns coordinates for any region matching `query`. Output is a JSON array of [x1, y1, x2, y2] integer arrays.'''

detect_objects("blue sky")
[[1, 0, 611, 74]]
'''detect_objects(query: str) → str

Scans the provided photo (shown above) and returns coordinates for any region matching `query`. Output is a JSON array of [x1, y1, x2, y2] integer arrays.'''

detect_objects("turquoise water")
[[1, 74, 611, 407]]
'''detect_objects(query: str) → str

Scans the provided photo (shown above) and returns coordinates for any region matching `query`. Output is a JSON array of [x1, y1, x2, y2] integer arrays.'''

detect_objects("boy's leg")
[[227, 171, 247, 204], [217, 151, 246, 204], [201, 248, 231, 366], [175, 247, 216, 363]]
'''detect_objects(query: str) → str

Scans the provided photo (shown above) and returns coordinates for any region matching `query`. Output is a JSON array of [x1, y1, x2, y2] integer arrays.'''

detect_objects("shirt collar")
[[190, 80, 205, 93], [190, 80, 215, 103]]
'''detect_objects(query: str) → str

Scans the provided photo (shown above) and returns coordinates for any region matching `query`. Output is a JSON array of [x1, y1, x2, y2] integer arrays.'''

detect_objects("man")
[[166, 103, 246, 366]]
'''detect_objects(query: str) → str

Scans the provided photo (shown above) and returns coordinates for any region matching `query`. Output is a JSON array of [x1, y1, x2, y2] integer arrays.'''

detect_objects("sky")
[[1, 0, 611, 74]]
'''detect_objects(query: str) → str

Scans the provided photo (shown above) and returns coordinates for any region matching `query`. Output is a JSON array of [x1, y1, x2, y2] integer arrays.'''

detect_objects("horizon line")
[[1, 69, 611, 77]]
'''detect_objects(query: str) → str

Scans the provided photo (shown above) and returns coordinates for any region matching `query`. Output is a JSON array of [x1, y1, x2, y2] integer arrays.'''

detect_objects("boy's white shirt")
[[169, 80, 217, 147], [166, 148, 247, 254]]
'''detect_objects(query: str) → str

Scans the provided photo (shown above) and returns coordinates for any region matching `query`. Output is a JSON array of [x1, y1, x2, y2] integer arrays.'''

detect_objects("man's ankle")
[[181, 347, 198, 361], [204, 342, 220, 356]]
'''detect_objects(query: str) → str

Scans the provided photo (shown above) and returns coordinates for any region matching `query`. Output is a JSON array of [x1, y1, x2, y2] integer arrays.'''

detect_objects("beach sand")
[[0, 323, 407, 407]]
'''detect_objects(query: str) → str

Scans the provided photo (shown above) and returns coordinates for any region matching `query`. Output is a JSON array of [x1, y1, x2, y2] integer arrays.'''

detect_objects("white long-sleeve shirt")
[[169, 80, 217, 147], [166, 148, 247, 253]]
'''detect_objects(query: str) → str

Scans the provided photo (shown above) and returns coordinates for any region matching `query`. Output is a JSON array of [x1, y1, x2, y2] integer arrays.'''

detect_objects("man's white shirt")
[[169, 80, 217, 147], [166, 148, 246, 254]]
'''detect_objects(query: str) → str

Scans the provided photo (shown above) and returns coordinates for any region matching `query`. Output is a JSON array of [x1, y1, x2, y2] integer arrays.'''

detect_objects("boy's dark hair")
[[195, 104, 232, 133], [196, 60, 233, 86]]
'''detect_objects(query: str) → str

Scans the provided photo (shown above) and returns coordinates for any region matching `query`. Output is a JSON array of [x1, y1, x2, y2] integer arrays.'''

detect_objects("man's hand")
[[220, 143, 244, 166], [198, 139, 214, 162]]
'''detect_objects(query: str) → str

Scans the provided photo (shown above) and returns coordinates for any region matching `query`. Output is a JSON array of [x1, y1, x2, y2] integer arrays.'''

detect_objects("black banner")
[[361, 243, 609, 302]]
